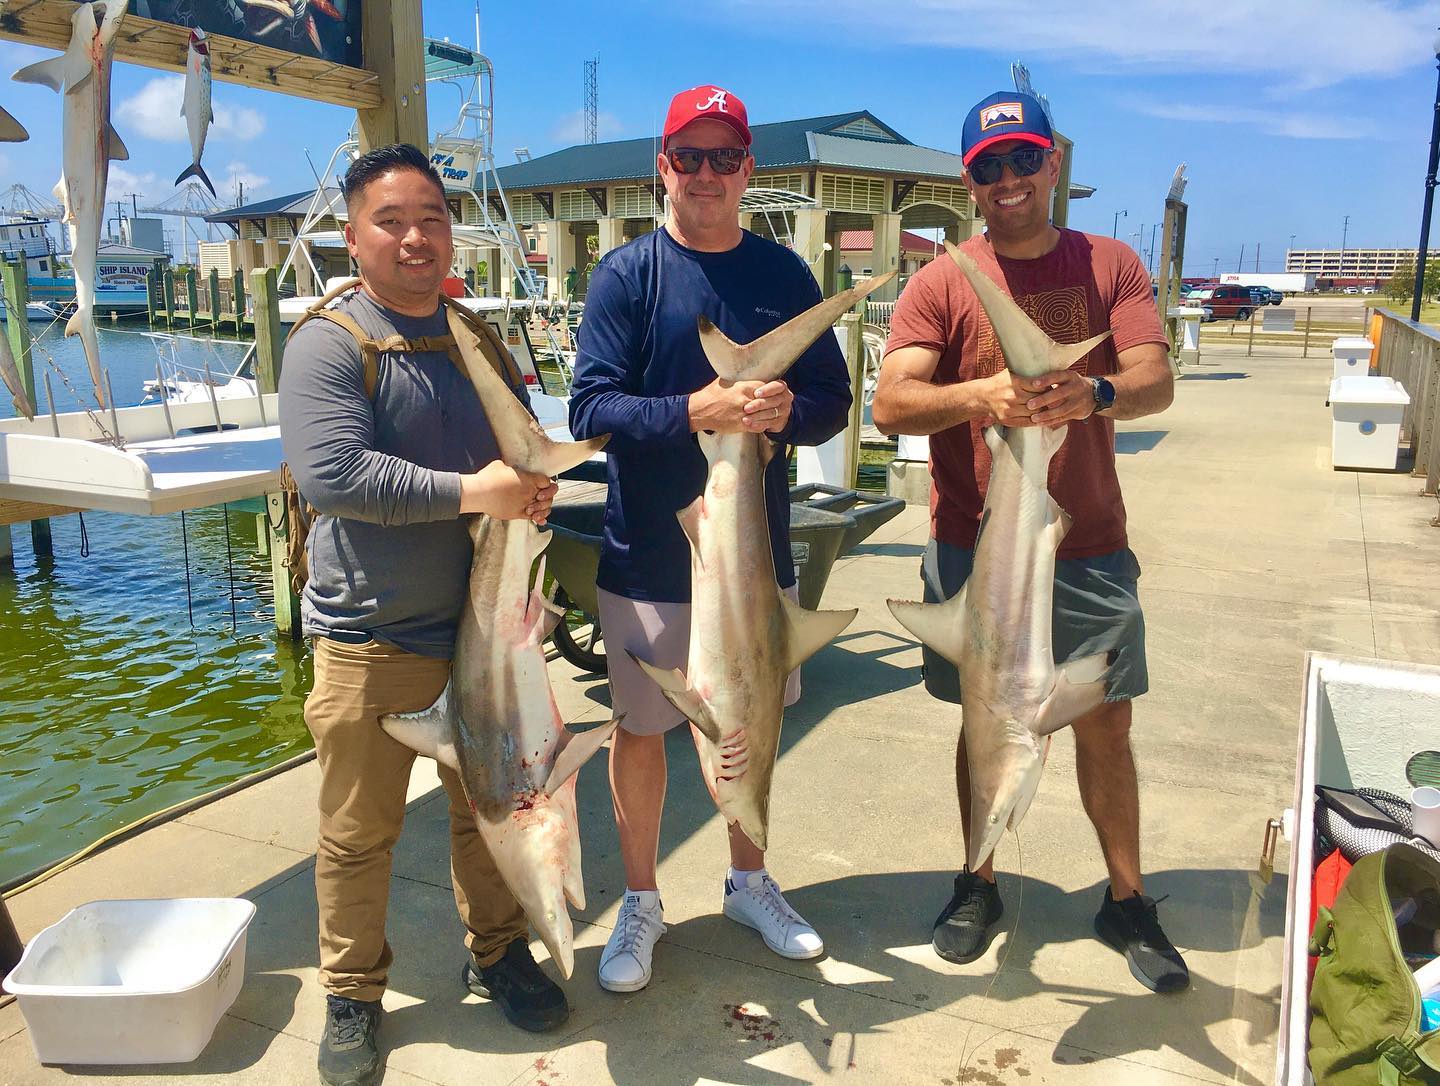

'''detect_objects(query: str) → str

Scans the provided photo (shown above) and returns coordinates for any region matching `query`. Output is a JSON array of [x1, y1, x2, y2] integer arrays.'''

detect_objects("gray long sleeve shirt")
[[277, 290, 527, 657]]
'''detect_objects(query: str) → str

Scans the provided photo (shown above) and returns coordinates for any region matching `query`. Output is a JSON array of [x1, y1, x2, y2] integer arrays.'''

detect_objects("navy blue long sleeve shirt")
[[568, 227, 851, 603]]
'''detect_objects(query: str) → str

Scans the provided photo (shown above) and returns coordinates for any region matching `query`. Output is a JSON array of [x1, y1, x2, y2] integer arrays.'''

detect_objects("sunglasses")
[[666, 146, 747, 176], [967, 146, 1050, 186]]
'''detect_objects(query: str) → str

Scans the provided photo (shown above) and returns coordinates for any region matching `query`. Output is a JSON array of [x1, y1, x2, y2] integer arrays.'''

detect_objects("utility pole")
[[1148, 222, 1158, 273], [1411, 34, 1440, 321], [1238, 243, 1245, 272], [1212, 256, 1219, 278], [1256, 243, 1261, 273], [1136, 223, 1145, 255], [1339, 213, 1350, 283]]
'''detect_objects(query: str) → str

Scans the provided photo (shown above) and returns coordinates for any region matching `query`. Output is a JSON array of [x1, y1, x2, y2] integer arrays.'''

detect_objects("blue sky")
[[1, 0, 1436, 277]]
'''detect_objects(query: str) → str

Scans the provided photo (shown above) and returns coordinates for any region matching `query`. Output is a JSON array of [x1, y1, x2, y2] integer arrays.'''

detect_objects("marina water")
[[1, 319, 312, 888]]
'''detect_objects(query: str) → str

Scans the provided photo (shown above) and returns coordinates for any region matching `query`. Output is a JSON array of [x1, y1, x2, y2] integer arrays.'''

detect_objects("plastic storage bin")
[[2, 898, 255, 1065], [1330, 336, 1374, 379], [1329, 375, 1409, 470]]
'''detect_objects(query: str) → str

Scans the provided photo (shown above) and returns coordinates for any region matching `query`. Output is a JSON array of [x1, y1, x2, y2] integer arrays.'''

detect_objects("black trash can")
[[786, 504, 856, 610]]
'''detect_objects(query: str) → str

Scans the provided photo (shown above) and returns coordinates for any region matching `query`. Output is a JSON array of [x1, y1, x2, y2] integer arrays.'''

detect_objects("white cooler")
[[1330, 336, 1374, 379], [1329, 375, 1409, 470]]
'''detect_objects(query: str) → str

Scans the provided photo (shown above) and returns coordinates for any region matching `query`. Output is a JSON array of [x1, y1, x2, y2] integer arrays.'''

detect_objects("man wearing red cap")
[[873, 90, 1187, 993], [569, 85, 851, 992]]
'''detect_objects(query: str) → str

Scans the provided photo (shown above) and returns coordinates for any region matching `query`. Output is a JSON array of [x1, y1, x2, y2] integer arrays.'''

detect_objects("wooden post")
[[357, 0, 428, 151], [162, 267, 175, 329], [208, 267, 222, 330], [145, 265, 159, 326], [2, 259, 51, 559], [1303, 306, 1312, 358], [842, 311, 864, 488], [252, 267, 300, 638], [232, 271, 246, 336], [1247, 309, 1257, 356], [184, 268, 198, 333]]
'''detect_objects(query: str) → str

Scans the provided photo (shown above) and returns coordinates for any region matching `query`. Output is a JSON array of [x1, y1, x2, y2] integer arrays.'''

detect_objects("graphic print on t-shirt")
[[975, 285, 1092, 379]]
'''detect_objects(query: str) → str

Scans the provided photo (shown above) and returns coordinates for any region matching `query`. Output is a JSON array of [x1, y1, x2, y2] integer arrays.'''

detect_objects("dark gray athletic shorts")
[[919, 539, 1148, 704]]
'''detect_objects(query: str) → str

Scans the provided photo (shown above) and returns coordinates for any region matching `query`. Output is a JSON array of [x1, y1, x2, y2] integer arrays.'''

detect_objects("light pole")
[[1112, 209, 1127, 238], [1339, 213, 1350, 286], [1411, 32, 1440, 321], [1148, 222, 1159, 274]]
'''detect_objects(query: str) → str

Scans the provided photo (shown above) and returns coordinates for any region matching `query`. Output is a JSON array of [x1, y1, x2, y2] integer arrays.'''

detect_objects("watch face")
[[1094, 377, 1115, 407]]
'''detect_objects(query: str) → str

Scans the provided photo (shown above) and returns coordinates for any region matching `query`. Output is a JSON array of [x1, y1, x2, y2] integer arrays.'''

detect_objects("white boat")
[[0, 300, 66, 322]]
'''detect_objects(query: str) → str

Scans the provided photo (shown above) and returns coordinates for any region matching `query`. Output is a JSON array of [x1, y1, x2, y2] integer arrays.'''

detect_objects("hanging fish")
[[12, 0, 132, 411], [174, 29, 214, 197], [0, 325, 36, 421], [0, 107, 26, 142]]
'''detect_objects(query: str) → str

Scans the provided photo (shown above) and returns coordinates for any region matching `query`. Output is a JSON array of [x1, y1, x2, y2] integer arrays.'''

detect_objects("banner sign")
[[134, 0, 362, 68]]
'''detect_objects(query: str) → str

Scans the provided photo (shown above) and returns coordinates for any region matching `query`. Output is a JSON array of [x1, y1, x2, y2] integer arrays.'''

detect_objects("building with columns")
[[496, 111, 986, 303]]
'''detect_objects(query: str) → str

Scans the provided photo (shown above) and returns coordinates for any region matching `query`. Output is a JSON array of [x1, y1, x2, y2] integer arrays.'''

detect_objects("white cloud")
[[728, 0, 1435, 90], [116, 77, 265, 142], [1128, 98, 1363, 140], [107, 165, 162, 193], [549, 110, 624, 145]]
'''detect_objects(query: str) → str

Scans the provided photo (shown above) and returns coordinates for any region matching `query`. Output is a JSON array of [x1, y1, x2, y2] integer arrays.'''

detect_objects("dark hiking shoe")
[[1094, 889, 1191, 993], [463, 937, 570, 1033], [932, 869, 1004, 964], [318, 994, 381, 1086]]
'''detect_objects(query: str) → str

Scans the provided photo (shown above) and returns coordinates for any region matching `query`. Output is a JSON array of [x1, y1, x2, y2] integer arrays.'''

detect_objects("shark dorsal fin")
[[779, 591, 857, 671], [886, 586, 968, 668], [543, 718, 621, 796]]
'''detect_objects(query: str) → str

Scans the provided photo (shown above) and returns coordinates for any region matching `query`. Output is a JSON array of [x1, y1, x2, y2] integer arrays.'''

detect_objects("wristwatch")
[[1089, 375, 1116, 413]]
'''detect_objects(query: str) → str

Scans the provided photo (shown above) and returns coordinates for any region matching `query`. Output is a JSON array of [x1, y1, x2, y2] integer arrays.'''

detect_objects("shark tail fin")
[[175, 162, 215, 197], [887, 586, 967, 668], [697, 271, 896, 385], [0, 108, 28, 143]]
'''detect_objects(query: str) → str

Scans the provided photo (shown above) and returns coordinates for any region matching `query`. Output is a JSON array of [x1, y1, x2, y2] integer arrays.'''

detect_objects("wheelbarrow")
[[788, 483, 906, 555]]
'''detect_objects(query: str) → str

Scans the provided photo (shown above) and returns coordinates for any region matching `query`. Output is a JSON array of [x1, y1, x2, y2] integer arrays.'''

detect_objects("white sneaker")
[[598, 889, 665, 993], [722, 869, 824, 960]]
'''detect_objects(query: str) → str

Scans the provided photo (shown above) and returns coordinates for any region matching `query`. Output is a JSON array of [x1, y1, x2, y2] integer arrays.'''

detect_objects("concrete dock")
[[3, 339, 1437, 1085]]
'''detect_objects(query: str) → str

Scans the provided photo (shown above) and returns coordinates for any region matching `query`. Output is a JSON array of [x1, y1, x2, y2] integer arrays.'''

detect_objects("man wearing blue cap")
[[873, 91, 1186, 993]]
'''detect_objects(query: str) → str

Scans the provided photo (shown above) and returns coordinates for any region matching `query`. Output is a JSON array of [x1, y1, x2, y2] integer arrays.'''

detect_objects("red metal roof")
[[838, 229, 939, 253]]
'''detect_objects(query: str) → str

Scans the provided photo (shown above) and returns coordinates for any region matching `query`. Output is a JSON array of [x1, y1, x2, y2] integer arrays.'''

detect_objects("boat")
[[0, 299, 67, 322]]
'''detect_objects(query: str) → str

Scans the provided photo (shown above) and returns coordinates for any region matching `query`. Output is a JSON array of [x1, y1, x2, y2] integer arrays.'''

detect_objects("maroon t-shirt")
[[884, 230, 1167, 558]]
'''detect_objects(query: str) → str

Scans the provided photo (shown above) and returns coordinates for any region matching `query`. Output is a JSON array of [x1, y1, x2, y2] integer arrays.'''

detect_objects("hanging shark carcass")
[[12, 0, 131, 410], [0, 107, 26, 142], [0, 323, 35, 420], [382, 312, 615, 980], [886, 243, 1114, 872], [630, 273, 894, 854]]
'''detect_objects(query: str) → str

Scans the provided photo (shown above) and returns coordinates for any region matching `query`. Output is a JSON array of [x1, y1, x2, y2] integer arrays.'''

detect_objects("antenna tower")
[[583, 57, 598, 144]]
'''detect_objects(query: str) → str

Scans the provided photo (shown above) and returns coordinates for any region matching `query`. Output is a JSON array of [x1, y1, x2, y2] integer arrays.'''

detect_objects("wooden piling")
[[184, 268, 198, 334], [208, 267, 222, 331], [145, 266, 159, 326], [252, 267, 300, 638], [2, 259, 52, 560], [231, 271, 246, 336], [842, 311, 865, 489], [162, 267, 175, 329]]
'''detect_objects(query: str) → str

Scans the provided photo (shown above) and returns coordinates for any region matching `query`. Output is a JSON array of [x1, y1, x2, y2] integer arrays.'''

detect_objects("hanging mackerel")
[[174, 29, 215, 197], [887, 243, 1114, 871], [631, 273, 894, 853], [382, 312, 614, 979], [13, 0, 131, 410]]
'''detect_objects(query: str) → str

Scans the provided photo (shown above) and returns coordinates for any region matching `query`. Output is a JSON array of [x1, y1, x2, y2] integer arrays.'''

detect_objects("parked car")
[[1192, 284, 1261, 320], [1361, 286, 1378, 295], [1342, 286, 1361, 295]]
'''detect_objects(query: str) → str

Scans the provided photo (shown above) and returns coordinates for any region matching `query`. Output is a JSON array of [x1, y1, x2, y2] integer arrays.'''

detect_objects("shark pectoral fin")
[[380, 680, 461, 773], [12, 55, 74, 93], [527, 553, 564, 642], [1031, 653, 1109, 736], [982, 423, 1006, 455], [107, 125, 129, 161], [697, 271, 896, 384], [675, 496, 703, 555], [779, 591, 856, 670], [1041, 498, 1072, 548], [0, 109, 28, 143], [543, 716, 621, 796], [534, 432, 609, 478], [630, 654, 721, 742], [1048, 330, 1113, 374], [64, 311, 84, 337], [886, 587, 967, 667]]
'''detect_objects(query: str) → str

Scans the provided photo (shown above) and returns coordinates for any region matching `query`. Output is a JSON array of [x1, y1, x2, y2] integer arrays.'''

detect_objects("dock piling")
[[252, 266, 301, 639], [184, 268, 198, 334], [162, 268, 176, 329], [2, 258, 52, 559]]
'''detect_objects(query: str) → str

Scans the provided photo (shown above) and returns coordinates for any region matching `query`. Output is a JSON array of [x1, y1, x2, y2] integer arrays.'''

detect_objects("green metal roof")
[[495, 111, 914, 190]]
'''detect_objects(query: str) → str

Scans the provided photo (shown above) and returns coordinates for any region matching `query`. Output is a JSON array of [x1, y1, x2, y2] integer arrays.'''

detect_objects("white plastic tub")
[[1330, 336, 1374, 379], [1329, 375, 1410, 470], [2, 898, 255, 1065], [1276, 654, 1440, 1086]]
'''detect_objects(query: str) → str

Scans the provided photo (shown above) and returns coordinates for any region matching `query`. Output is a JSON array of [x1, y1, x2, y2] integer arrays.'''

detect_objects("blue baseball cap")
[[961, 91, 1053, 166]]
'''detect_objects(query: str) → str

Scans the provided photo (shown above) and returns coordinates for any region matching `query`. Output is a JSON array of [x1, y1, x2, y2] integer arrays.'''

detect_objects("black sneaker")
[[932, 869, 1004, 964], [463, 937, 570, 1033], [1094, 888, 1190, 993], [318, 994, 381, 1086]]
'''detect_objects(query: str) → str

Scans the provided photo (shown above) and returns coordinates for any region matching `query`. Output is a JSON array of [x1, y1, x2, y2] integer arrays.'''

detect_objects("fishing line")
[[222, 503, 237, 633], [956, 827, 1025, 1083], [179, 507, 195, 629]]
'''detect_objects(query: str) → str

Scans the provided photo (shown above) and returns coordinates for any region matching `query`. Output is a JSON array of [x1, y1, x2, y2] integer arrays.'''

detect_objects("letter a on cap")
[[697, 88, 729, 113]]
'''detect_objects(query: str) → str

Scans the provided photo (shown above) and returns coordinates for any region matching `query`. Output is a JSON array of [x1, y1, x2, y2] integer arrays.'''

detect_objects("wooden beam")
[[585, 187, 608, 217], [0, 499, 79, 528], [0, 0, 382, 110], [892, 178, 918, 213], [357, 0, 427, 151]]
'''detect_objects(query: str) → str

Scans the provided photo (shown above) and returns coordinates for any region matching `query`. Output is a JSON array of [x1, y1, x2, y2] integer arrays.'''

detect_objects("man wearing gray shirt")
[[279, 144, 565, 1086]]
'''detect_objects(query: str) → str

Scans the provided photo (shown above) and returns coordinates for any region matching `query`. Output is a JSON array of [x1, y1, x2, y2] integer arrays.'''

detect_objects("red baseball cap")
[[662, 85, 751, 148]]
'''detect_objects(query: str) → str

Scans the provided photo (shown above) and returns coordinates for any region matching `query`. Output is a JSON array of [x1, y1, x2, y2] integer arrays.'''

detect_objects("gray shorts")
[[919, 539, 1148, 704], [598, 585, 802, 736]]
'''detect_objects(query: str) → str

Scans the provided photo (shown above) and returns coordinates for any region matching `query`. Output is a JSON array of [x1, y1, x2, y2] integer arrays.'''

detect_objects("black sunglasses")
[[967, 146, 1050, 186], [666, 146, 747, 176]]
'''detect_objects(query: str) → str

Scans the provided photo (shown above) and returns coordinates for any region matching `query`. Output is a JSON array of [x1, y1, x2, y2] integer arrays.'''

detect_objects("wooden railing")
[[1372, 308, 1440, 519]]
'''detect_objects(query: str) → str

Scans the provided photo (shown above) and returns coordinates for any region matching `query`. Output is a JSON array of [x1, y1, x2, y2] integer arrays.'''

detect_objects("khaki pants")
[[306, 636, 527, 1001]]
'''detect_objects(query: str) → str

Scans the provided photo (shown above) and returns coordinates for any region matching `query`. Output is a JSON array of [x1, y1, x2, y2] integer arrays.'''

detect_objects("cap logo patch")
[[697, 88, 730, 113], [979, 102, 1024, 131]]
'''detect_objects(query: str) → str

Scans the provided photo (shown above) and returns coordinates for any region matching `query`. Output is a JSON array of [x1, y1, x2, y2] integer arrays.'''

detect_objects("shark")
[[381, 309, 615, 979], [887, 242, 1114, 871], [631, 272, 894, 853]]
